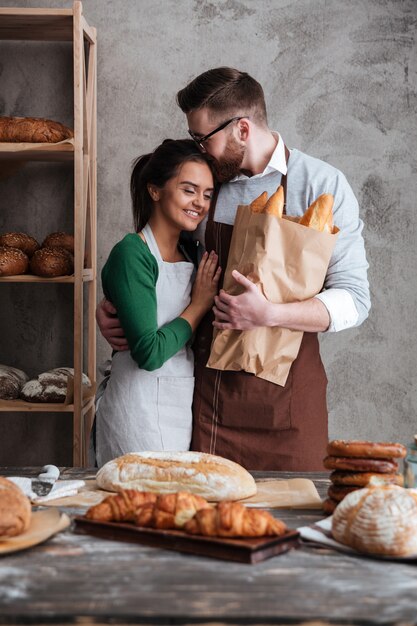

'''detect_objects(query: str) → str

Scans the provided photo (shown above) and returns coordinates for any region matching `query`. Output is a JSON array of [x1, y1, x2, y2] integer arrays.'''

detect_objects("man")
[[97, 67, 370, 470]]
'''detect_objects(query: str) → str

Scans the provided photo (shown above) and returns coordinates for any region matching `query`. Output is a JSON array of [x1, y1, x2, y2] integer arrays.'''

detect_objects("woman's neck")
[[146, 216, 182, 262]]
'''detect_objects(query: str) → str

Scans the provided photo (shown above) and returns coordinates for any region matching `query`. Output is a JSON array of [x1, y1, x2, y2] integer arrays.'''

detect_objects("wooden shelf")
[[0, 9, 74, 41], [0, 142, 74, 162], [0, 396, 95, 413], [0, 270, 94, 283]]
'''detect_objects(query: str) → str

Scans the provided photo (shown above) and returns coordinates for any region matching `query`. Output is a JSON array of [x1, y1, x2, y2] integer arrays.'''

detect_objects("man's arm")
[[96, 298, 129, 351]]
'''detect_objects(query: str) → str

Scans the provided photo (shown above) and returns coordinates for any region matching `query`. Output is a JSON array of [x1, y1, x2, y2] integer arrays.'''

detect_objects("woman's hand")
[[180, 251, 221, 331]]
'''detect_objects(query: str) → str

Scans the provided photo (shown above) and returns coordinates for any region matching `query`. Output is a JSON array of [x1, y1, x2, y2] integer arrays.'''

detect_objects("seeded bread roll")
[[0, 246, 29, 276], [96, 451, 258, 502], [30, 246, 73, 277], [42, 232, 74, 255], [0, 365, 29, 400], [0, 116, 73, 143], [0, 477, 31, 538], [0, 232, 40, 257], [20, 368, 91, 403]]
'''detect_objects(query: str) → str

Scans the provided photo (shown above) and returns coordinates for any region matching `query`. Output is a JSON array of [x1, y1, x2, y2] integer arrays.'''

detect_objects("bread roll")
[[332, 485, 417, 557], [30, 246, 73, 277], [0, 116, 73, 143], [0, 246, 29, 276], [42, 232, 74, 255], [0, 365, 29, 400], [0, 232, 40, 257], [96, 452, 257, 501], [0, 477, 31, 538]]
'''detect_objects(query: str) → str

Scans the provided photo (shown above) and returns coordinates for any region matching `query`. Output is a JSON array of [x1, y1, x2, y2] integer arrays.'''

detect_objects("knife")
[[31, 465, 60, 497]]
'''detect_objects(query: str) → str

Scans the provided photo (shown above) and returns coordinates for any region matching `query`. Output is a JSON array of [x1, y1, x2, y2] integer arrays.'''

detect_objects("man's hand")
[[96, 298, 129, 351], [212, 270, 270, 330]]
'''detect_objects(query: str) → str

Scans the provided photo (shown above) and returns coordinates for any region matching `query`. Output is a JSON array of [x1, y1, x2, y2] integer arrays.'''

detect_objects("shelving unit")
[[0, 1, 97, 466]]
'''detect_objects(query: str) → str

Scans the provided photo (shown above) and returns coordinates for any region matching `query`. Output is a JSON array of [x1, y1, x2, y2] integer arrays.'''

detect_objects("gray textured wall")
[[0, 0, 416, 464]]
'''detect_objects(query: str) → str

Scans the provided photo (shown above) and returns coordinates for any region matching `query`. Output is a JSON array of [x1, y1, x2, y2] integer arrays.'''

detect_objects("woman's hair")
[[130, 138, 212, 232], [176, 67, 267, 126]]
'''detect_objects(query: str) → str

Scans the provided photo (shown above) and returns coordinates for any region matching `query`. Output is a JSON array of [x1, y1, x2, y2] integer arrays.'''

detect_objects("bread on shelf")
[[0, 116, 73, 143], [0, 365, 29, 400], [0, 232, 40, 257], [30, 246, 73, 277], [20, 367, 91, 403], [0, 246, 29, 276]]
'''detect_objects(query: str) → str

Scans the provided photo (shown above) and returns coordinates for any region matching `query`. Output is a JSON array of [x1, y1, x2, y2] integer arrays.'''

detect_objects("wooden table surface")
[[0, 467, 416, 626]]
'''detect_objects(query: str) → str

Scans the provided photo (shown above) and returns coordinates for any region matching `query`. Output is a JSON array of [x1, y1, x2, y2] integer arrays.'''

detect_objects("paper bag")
[[207, 205, 339, 386]]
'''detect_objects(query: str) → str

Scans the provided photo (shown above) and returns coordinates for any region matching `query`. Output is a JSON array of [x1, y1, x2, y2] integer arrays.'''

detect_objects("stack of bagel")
[[322, 440, 407, 514]]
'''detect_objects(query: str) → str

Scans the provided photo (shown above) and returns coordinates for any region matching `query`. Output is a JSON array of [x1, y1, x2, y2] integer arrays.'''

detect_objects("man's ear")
[[147, 184, 160, 201], [237, 117, 250, 141]]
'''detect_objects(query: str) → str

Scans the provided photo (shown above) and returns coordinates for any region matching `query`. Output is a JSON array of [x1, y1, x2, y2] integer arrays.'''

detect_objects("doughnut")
[[323, 456, 399, 473], [327, 440, 407, 459], [330, 471, 404, 487], [322, 497, 339, 515], [328, 484, 361, 502]]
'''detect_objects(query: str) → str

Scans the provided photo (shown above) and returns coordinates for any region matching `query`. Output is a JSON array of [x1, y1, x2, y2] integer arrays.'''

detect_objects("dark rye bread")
[[20, 368, 91, 403], [0, 365, 29, 400], [30, 246, 73, 277], [0, 232, 40, 258], [0, 246, 29, 276]]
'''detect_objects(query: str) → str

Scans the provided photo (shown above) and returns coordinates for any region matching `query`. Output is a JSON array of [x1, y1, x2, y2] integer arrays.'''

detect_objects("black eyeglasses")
[[188, 116, 247, 151]]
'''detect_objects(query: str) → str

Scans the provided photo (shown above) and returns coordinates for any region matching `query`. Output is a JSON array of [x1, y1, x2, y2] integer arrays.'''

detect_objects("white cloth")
[[8, 477, 85, 503], [96, 224, 195, 467]]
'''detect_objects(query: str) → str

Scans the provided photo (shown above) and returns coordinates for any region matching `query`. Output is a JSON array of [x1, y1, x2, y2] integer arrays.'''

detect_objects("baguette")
[[299, 193, 334, 233]]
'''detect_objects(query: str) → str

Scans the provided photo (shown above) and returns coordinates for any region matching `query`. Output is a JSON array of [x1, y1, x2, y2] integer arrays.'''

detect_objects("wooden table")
[[0, 468, 416, 625]]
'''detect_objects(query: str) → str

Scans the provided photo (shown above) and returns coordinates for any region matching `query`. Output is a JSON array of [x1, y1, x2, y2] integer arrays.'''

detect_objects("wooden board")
[[74, 516, 300, 564]]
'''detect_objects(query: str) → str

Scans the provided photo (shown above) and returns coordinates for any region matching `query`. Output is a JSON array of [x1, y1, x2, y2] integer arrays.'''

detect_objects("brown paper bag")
[[207, 205, 339, 386]]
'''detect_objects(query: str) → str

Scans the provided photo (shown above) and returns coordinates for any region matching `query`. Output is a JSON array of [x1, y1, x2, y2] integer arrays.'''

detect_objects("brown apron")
[[191, 150, 329, 471]]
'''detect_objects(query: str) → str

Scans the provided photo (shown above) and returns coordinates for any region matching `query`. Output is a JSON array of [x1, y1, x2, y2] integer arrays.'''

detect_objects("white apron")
[[95, 225, 195, 467]]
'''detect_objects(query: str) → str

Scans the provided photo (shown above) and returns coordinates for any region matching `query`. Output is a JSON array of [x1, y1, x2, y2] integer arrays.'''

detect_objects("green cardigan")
[[101, 233, 192, 371]]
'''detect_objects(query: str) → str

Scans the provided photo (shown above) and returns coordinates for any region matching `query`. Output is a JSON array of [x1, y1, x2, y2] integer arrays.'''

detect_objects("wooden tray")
[[74, 516, 300, 564]]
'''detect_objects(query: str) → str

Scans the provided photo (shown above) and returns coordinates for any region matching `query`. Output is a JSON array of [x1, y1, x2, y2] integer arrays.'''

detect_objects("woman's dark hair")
[[176, 67, 267, 126], [130, 138, 212, 232]]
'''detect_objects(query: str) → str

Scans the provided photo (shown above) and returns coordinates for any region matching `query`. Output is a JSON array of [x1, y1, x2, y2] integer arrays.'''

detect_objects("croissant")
[[134, 491, 212, 530], [184, 501, 288, 538], [85, 490, 157, 522]]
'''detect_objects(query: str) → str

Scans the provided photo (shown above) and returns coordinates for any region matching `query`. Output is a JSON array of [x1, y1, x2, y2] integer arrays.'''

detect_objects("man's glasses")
[[188, 116, 247, 151]]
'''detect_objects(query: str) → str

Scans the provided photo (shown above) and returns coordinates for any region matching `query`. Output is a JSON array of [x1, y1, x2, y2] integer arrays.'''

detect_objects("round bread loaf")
[[96, 451, 258, 501], [329, 471, 404, 487], [20, 368, 91, 403], [332, 485, 417, 557], [30, 246, 73, 277], [323, 455, 398, 473], [327, 440, 407, 459], [42, 232, 74, 255], [0, 365, 29, 400], [0, 246, 29, 276], [0, 116, 73, 143], [0, 232, 40, 257], [0, 477, 31, 538]]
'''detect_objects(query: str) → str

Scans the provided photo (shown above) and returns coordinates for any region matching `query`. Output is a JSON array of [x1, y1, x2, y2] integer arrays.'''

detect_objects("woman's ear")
[[147, 184, 160, 202]]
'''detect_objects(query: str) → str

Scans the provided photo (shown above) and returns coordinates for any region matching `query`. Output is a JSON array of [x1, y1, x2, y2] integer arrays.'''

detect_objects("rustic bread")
[[0, 116, 73, 143], [332, 485, 417, 557], [96, 451, 257, 501], [42, 232, 74, 255], [0, 477, 31, 538], [0, 232, 40, 257], [0, 246, 29, 276], [30, 246, 73, 277], [20, 368, 91, 403], [0, 365, 29, 400]]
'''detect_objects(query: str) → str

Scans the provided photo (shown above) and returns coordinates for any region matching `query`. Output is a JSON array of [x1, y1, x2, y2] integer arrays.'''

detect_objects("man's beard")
[[212, 136, 245, 183]]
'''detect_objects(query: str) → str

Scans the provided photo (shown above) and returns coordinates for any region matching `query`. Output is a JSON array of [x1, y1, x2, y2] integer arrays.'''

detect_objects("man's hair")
[[176, 67, 268, 126]]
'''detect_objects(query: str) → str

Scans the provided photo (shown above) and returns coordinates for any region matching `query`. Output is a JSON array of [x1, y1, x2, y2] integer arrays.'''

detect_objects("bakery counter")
[[1, 467, 416, 625]]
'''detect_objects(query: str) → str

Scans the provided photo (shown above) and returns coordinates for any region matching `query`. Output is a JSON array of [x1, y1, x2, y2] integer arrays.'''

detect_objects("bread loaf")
[[96, 451, 258, 501], [0, 116, 73, 143], [0, 246, 29, 276], [0, 232, 40, 257], [20, 368, 91, 403], [0, 365, 29, 400], [42, 232, 74, 256], [30, 246, 73, 277], [0, 477, 31, 538], [332, 485, 417, 557]]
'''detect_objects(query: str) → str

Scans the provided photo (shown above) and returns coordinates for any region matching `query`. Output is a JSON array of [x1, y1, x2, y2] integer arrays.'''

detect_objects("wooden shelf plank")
[[0, 270, 93, 283], [0, 143, 74, 162], [0, 10, 74, 41], [0, 397, 93, 413]]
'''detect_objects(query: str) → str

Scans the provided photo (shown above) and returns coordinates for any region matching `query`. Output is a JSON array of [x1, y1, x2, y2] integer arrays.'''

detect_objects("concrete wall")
[[0, 0, 416, 465]]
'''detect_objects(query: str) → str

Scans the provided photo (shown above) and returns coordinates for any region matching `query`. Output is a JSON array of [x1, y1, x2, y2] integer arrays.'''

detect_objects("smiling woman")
[[92, 139, 221, 467]]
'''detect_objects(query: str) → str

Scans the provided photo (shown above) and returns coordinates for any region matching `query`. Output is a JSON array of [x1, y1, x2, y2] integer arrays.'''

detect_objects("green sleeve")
[[102, 234, 192, 371]]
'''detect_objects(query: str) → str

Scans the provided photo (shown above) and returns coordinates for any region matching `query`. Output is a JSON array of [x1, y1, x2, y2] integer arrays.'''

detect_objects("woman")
[[94, 139, 220, 467]]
